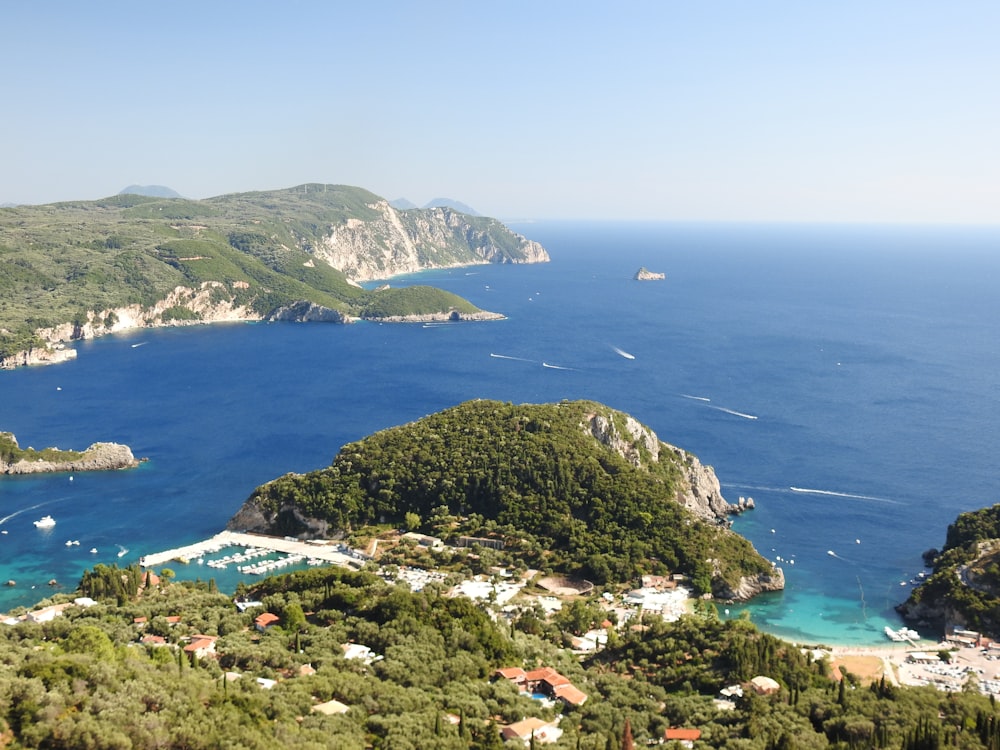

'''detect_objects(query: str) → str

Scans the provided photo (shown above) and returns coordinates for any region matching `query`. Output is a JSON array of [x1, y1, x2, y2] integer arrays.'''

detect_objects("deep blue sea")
[[2, 221, 999, 645]]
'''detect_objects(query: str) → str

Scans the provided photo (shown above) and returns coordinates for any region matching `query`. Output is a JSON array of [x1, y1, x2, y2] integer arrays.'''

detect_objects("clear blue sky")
[[3, 1, 998, 222]]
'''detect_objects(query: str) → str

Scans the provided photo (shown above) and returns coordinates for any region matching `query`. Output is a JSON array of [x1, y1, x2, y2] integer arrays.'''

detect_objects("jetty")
[[139, 530, 364, 570]]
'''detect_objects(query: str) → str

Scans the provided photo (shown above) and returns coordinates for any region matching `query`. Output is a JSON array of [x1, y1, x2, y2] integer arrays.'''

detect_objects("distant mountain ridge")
[[118, 185, 183, 198], [390, 197, 480, 216], [0, 184, 548, 366]]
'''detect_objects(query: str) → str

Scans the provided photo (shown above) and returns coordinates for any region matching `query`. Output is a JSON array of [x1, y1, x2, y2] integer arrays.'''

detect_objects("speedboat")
[[33, 515, 56, 528]]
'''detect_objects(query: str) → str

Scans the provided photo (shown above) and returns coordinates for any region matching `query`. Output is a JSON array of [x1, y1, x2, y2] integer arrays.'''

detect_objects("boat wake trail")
[[790, 487, 900, 505], [542, 362, 575, 371], [611, 346, 635, 360], [680, 394, 711, 402], [490, 353, 536, 363], [0, 502, 46, 525], [708, 405, 758, 420]]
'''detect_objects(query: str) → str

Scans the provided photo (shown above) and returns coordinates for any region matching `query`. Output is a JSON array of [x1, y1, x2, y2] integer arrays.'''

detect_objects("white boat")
[[885, 626, 919, 642], [33, 515, 56, 528]]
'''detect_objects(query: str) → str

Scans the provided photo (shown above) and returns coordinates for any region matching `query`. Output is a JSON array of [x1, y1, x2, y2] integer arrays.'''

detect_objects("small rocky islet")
[[0, 431, 142, 475]]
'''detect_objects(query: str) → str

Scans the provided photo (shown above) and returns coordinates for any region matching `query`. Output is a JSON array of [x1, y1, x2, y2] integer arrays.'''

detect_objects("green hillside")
[[0, 185, 541, 360], [232, 400, 776, 596], [1, 563, 995, 749], [898, 503, 1000, 635]]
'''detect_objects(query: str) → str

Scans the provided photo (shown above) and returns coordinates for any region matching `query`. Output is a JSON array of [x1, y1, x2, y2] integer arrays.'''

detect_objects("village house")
[[341, 642, 381, 664], [493, 666, 526, 688], [401, 532, 444, 549], [312, 698, 350, 716], [500, 717, 562, 745], [25, 603, 73, 623], [750, 675, 781, 695], [183, 635, 217, 659], [664, 727, 702, 747], [494, 666, 588, 707], [254, 612, 280, 631]]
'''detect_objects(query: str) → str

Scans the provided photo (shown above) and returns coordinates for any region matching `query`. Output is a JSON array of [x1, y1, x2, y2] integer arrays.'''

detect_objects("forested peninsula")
[[228, 399, 783, 601], [898, 503, 1000, 638], [0, 184, 548, 368], [0, 431, 140, 475]]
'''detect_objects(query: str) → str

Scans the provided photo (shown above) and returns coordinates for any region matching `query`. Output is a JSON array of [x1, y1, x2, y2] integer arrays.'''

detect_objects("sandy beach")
[[817, 639, 1000, 695]]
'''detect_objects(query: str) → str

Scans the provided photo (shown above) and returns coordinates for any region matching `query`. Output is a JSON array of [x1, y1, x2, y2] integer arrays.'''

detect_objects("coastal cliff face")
[[713, 567, 786, 600], [585, 411, 747, 525], [226, 486, 332, 539], [314, 202, 549, 281], [1, 440, 141, 475], [35, 282, 264, 347], [0, 344, 77, 370], [5, 284, 351, 367]]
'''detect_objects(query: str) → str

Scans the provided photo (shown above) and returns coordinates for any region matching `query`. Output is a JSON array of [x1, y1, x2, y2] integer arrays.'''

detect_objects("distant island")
[[0, 431, 141, 475], [228, 399, 781, 601], [0, 184, 548, 368], [634, 267, 665, 280]]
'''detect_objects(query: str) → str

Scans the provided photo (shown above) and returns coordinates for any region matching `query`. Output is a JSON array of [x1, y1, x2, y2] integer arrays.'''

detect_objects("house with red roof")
[[496, 666, 587, 707], [254, 612, 280, 631], [183, 635, 217, 659], [501, 717, 562, 745], [552, 683, 588, 707], [664, 728, 701, 747], [493, 667, 527, 687]]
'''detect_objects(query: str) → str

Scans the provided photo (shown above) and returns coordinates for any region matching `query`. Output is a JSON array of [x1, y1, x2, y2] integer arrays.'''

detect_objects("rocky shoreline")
[[1, 435, 143, 475]]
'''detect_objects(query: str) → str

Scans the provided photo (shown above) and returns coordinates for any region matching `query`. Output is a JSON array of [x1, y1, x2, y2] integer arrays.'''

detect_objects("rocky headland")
[[0, 432, 142, 475], [227, 399, 781, 601], [0, 185, 549, 369]]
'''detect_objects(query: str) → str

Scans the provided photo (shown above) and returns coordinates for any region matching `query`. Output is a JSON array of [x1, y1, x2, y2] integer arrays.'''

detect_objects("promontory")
[[227, 399, 783, 601], [0, 184, 548, 368], [0, 431, 141, 474]]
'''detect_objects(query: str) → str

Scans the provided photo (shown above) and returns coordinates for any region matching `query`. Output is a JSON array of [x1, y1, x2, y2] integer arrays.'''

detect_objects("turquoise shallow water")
[[2, 221, 999, 645]]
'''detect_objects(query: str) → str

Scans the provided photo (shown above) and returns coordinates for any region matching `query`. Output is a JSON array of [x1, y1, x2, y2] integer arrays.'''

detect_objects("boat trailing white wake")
[[611, 346, 635, 360]]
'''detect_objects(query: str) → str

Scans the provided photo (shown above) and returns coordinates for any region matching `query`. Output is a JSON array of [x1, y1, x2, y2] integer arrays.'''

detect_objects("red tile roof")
[[495, 667, 527, 682], [665, 728, 701, 741], [553, 683, 588, 706], [255, 612, 280, 628]]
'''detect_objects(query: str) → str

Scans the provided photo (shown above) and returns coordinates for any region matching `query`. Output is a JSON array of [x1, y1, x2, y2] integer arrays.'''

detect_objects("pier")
[[139, 530, 363, 570]]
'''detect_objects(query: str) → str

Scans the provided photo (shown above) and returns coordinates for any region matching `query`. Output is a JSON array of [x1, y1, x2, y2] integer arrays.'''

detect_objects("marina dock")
[[139, 530, 363, 570]]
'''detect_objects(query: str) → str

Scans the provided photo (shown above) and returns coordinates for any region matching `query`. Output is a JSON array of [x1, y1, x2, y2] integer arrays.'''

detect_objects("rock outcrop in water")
[[0, 432, 142, 474], [634, 267, 665, 281]]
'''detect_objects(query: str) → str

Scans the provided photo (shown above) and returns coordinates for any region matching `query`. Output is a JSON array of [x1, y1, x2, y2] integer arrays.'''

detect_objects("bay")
[[2, 220, 998, 645]]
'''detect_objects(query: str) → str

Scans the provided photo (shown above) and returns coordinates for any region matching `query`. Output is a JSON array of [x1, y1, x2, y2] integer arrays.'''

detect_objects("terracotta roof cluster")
[[494, 666, 588, 707]]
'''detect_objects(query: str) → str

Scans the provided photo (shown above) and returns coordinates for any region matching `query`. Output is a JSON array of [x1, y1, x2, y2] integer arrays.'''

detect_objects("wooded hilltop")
[[0, 184, 548, 367], [228, 399, 783, 600]]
